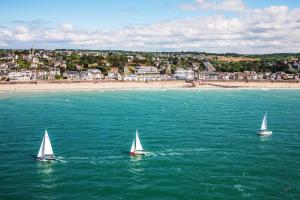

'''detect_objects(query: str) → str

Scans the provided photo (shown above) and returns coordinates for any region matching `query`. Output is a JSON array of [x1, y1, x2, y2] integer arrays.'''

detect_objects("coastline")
[[0, 80, 300, 92]]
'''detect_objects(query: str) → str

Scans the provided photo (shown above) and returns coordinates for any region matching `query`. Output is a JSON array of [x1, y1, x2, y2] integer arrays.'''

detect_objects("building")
[[65, 71, 80, 80], [0, 63, 8, 71], [203, 61, 216, 72], [108, 67, 121, 80], [135, 66, 158, 75], [123, 74, 138, 81], [48, 68, 61, 80], [173, 68, 194, 80], [80, 69, 103, 80], [8, 71, 34, 81], [198, 72, 219, 80]]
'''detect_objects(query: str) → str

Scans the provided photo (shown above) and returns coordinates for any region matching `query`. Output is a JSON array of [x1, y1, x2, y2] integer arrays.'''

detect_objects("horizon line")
[[1, 48, 300, 56]]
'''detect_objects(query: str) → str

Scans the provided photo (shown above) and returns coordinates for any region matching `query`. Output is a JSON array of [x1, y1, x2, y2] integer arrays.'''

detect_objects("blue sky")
[[1, 0, 299, 29], [0, 0, 300, 53]]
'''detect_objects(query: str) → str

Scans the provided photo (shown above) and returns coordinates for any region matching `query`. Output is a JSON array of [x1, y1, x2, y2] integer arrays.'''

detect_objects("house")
[[235, 72, 245, 80], [127, 56, 134, 63], [8, 71, 34, 81], [36, 71, 48, 80], [198, 72, 209, 80], [249, 73, 258, 80], [133, 66, 164, 81], [30, 63, 38, 68], [89, 69, 102, 80], [76, 65, 83, 71], [123, 74, 138, 81], [198, 72, 219, 80], [80, 71, 91, 80], [8, 72, 24, 81], [48, 68, 61, 80], [80, 69, 103, 80], [60, 61, 67, 69], [203, 61, 216, 72], [282, 73, 295, 80], [42, 53, 49, 59], [0, 63, 8, 71], [276, 72, 283, 80], [257, 73, 265, 80], [270, 73, 277, 80], [264, 72, 272, 79], [32, 57, 39, 64], [54, 61, 61, 68], [108, 67, 121, 80], [219, 73, 231, 80], [173, 68, 194, 80], [66, 71, 80, 80], [135, 66, 158, 75]]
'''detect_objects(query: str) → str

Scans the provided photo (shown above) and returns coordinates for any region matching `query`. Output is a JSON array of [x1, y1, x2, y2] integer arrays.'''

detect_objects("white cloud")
[[59, 23, 73, 32], [0, 5, 300, 53], [180, 0, 246, 12]]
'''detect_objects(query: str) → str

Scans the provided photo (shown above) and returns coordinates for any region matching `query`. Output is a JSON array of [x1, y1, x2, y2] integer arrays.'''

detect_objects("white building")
[[65, 71, 80, 80], [173, 68, 194, 80], [107, 67, 121, 80], [198, 72, 219, 80], [135, 66, 158, 75], [8, 71, 34, 81], [123, 75, 138, 81], [80, 69, 102, 80]]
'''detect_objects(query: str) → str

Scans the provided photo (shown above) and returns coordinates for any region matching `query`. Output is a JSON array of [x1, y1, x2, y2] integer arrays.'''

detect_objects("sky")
[[0, 0, 300, 53]]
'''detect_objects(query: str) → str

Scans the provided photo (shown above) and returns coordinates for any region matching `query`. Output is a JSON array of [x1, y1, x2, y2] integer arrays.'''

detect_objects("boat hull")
[[257, 130, 272, 136], [37, 155, 56, 162], [130, 151, 146, 156]]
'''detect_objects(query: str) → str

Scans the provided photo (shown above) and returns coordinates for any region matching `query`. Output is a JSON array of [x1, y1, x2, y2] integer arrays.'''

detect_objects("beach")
[[0, 80, 300, 91]]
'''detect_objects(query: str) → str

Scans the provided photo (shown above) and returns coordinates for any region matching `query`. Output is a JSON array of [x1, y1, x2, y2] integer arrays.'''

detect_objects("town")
[[0, 49, 300, 82]]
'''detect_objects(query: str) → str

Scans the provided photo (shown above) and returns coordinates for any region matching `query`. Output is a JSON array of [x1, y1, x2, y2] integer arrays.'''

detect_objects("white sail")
[[37, 130, 54, 159], [44, 130, 54, 156], [130, 140, 135, 152], [37, 136, 45, 158], [135, 130, 143, 151], [261, 113, 268, 130]]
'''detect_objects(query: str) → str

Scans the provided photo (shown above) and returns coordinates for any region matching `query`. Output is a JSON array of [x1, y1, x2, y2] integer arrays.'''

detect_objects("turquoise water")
[[0, 89, 300, 199]]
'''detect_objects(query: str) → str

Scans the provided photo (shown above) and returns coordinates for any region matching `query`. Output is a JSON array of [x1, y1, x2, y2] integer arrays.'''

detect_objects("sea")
[[0, 89, 299, 200]]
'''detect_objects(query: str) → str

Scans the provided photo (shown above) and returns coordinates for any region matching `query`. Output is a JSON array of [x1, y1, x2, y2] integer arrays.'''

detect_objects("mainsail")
[[135, 130, 143, 151], [261, 113, 268, 130]]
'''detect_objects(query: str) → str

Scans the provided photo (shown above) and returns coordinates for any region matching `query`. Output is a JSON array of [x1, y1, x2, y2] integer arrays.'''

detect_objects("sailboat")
[[37, 130, 55, 161], [257, 112, 272, 136], [130, 129, 146, 156]]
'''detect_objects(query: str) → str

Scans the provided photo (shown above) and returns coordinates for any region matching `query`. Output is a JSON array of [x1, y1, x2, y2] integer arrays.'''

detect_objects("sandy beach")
[[0, 80, 300, 92]]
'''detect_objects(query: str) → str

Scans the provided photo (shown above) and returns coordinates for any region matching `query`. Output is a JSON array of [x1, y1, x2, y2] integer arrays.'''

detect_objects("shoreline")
[[1, 80, 300, 92]]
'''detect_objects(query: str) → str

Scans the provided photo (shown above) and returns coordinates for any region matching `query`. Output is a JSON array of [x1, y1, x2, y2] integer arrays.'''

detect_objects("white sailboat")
[[130, 129, 146, 156], [257, 113, 272, 136], [37, 130, 55, 161]]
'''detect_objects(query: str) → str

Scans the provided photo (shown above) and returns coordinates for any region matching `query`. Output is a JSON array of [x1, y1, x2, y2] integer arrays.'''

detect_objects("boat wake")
[[68, 156, 90, 161], [56, 156, 68, 163], [234, 184, 256, 198], [145, 151, 184, 157]]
